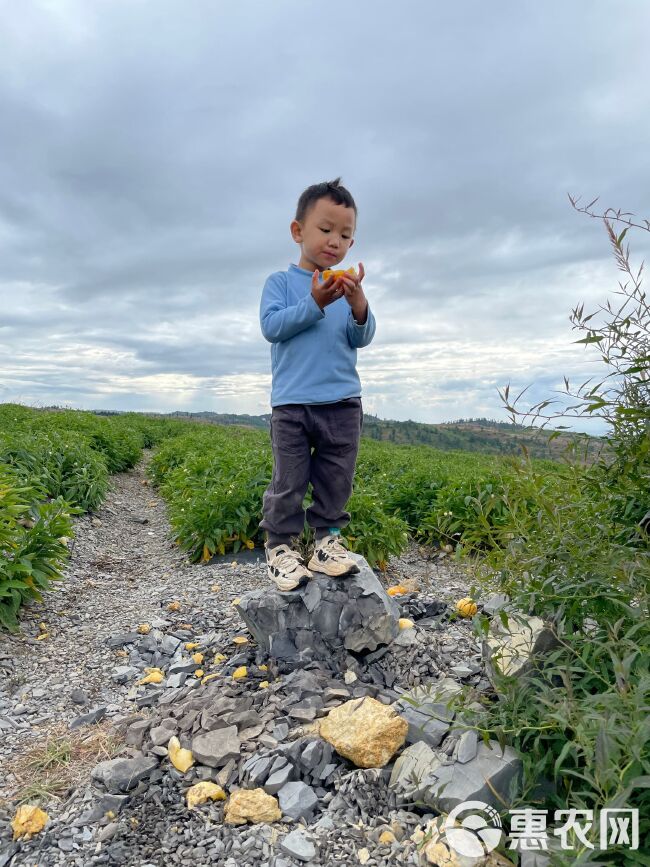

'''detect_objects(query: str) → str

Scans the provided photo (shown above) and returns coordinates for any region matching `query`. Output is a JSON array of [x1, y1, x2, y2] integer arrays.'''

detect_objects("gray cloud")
[[1, 0, 649, 433]]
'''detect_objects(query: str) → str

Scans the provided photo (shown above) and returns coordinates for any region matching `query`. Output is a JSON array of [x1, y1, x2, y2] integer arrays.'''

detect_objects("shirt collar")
[[289, 263, 314, 276]]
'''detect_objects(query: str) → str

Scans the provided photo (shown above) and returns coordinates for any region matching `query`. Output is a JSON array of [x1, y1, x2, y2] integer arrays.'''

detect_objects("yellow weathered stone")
[[319, 696, 408, 768], [186, 781, 226, 809], [11, 805, 49, 840], [224, 788, 281, 825]]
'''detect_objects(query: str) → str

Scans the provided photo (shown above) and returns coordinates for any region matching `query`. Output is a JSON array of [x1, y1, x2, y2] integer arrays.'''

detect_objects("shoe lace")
[[321, 536, 349, 557], [273, 547, 303, 569]]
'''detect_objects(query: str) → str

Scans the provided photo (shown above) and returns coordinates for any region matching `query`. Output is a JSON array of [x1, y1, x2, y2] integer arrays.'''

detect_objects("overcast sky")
[[1, 0, 649, 433]]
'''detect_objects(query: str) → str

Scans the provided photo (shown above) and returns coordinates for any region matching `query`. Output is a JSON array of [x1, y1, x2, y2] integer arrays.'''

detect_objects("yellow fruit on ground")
[[186, 781, 226, 809], [167, 601, 181, 612], [232, 666, 247, 680], [387, 585, 408, 596], [138, 668, 164, 685], [455, 597, 478, 617], [259, 680, 269, 689], [398, 618, 415, 630], [137, 623, 151, 634], [168, 736, 194, 773], [191, 652, 204, 664]]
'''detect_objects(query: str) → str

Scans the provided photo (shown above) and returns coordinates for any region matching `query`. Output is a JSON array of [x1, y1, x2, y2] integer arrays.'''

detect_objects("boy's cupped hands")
[[311, 263, 366, 313]]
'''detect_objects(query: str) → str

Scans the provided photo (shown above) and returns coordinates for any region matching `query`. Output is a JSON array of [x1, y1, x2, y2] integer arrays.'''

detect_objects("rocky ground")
[[0, 452, 502, 867]]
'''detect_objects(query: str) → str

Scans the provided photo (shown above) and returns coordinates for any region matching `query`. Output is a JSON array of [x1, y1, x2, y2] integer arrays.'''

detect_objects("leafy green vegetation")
[[451, 204, 650, 864], [0, 405, 184, 630]]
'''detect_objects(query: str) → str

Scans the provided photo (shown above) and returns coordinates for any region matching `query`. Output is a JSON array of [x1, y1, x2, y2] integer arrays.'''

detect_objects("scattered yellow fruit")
[[398, 618, 415, 630], [455, 597, 478, 617], [35, 633, 48, 641], [194, 669, 204, 678], [213, 653, 227, 663], [379, 830, 396, 844], [168, 736, 194, 773], [231, 598, 241, 606], [259, 680, 269, 689], [186, 781, 226, 809], [11, 804, 49, 840], [258, 664, 268, 671], [185, 642, 199, 651], [230, 561, 237, 567], [211, 584, 220, 592], [137, 623, 151, 634], [138, 668, 164, 685], [232, 666, 247, 680], [191, 653, 204, 664], [129, 817, 139, 828], [387, 585, 408, 596], [39, 622, 47, 632], [201, 673, 219, 685], [105, 810, 116, 820], [232, 636, 249, 646], [167, 601, 181, 612]]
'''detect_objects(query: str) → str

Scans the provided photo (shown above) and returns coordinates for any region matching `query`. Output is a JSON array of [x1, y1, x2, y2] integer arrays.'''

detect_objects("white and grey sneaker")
[[307, 533, 360, 578], [265, 543, 313, 592]]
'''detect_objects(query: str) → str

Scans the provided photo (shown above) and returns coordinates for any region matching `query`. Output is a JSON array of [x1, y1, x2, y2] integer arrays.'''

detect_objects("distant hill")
[[91, 408, 603, 461]]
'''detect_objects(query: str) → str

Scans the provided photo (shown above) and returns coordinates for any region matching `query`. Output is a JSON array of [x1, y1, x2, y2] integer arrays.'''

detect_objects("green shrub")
[[0, 465, 75, 632]]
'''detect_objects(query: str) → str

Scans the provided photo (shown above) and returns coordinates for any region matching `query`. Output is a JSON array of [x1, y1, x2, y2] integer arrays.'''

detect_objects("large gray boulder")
[[483, 610, 560, 683], [91, 753, 159, 794], [235, 553, 400, 666], [390, 738, 522, 812]]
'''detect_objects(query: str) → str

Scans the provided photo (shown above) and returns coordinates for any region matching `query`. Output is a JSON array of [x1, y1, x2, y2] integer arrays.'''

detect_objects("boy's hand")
[[311, 270, 345, 310], [337, 263, 367, 322]]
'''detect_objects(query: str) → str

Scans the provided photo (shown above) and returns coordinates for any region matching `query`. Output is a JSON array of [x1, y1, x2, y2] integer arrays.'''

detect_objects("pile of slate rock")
[[1, 559, 524, 867]]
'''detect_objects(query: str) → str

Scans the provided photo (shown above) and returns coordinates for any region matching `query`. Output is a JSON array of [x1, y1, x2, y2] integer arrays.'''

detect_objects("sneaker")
[[266, 543, 313, 592], [307, 533, 360, 578]]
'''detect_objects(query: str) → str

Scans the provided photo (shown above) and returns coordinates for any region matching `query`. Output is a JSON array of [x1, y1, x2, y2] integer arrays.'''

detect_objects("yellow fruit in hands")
[[455, 597, 478, 617], [322, 267, 357, 281]]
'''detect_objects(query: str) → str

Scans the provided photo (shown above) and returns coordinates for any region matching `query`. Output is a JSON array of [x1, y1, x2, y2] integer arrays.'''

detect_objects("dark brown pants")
[[259, 397, 363, 543]]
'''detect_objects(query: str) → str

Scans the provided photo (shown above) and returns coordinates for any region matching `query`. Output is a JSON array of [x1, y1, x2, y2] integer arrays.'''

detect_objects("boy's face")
[[290, 196, 355, 272]]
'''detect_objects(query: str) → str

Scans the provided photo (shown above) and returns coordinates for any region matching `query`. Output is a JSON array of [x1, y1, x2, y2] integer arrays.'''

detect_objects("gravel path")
[[0, 451, 487, 867]]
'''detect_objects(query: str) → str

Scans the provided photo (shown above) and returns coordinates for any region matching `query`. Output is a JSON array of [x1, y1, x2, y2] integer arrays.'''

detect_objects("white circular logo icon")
[[443, 800, 503, 857]]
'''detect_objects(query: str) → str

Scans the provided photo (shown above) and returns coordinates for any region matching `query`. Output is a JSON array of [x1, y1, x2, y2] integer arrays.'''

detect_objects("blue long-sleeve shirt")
[[260, 263, 376, 407]]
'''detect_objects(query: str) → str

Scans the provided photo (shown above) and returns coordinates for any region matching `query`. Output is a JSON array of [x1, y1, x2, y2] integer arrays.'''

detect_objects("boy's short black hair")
[[295, 177, 357, 224]]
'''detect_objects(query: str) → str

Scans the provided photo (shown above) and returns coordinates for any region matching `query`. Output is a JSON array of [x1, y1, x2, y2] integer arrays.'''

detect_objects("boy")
[[258, 178, 376, 591]]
